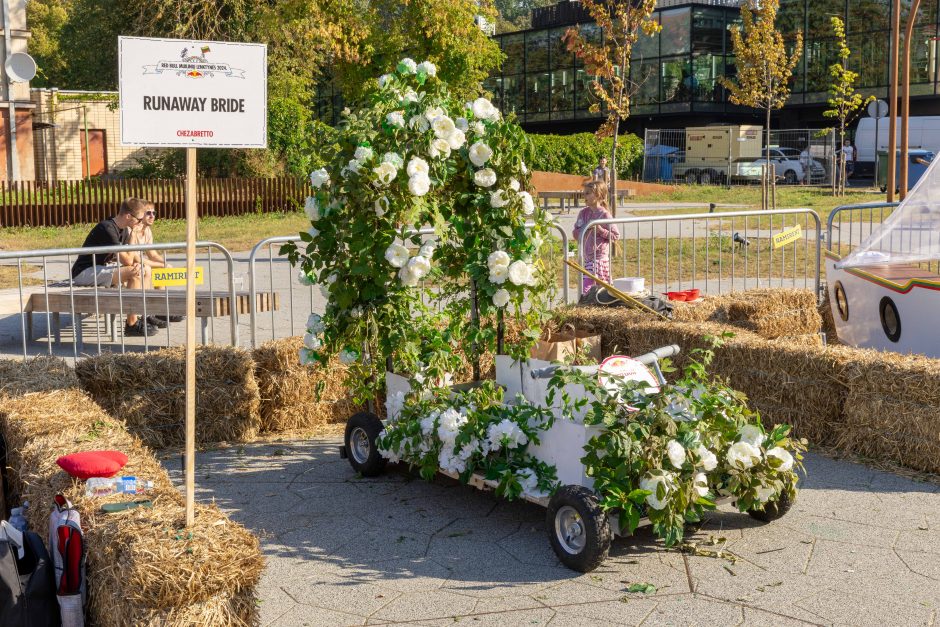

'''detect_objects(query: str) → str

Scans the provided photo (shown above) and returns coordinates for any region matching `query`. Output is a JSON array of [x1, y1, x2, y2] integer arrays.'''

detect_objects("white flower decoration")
[[419, 242, 436, 258], [407, 255, 431, 279], [408, 174, 431, 196], [374, 197, 389, 217], [489, 265, 509, 284], [309, 168, 330, 188], [398, 57, 418, 74], [455, 117, 469, 131], [306, 313, 325, 334], [695, 445, 718, 472], [377, 73, 393, 88], [424, 106, 445, 122], [401, 88, 419, 104], [383, 152, 404, 169], [738, 424, 765, 448], [468, 141, 494, 167], [429, 138, 451, 159], [339, 348, 359, 364], [509, 178, 520, 191], [490, 190, 509, 208], [766, 447, 794, 472], [639, 473, 675, 511], [303, 332, 322, 350], [304, 196, 319, 221], [471, 97, 500, 121], [407, 157, 430, 178], [474, 168, 497, 188], [385, 243, 410, 268], [507, 260, 531, 286], [693, 472, 709, 498], [298, 348, 316, 365], [755, 485, 777, 503], [726, 441, 762, 470], [399, 265, 420, 287], [386, 111, 405, 127], [520, 161, 528, 174], [409, 115, 430, 132], [354, 146, 373, 162], [345, 158, 362, 175], [385, 390, 406, 420], [471, 121, 485, 135], [417, 60, 437, 77], [446, 129, 466, 150], [487, 418, 527, 449], [432, 115, 456, 139], [492, 288, 511, 307], [666, 440, 686, 469], [373, 161, 398, 186], [518, 191, 535, 215], [488, 251, 511, 269]]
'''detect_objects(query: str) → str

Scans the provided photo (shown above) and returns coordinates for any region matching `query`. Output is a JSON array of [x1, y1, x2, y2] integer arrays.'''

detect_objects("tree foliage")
[[525, 132, 644, 180]]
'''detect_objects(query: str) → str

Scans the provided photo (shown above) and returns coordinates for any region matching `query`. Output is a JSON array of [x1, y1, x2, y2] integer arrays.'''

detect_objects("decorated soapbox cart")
[[340, 346, 796, 573]]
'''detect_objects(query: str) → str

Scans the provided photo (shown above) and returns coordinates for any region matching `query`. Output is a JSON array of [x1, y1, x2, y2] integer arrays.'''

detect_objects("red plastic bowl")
[[665, 291, 688, 301], [684, 288, 700, 301]]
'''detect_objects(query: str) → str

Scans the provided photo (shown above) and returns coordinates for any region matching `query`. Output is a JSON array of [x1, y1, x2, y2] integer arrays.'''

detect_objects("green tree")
[[562, 0, 659, 214], [823, 16, 874, 197], [493, 0, 554, 33], [719, 0, 802, 205]]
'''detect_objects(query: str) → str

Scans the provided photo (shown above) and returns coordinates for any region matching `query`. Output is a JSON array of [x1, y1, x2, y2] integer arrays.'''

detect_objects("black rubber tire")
[[685, 170, 700, 185], [699, 170, 715, 185], [747, 491, 794, 523], [784, 170, 798, 185], [344, 412, 387, 477], [546, 485, 612, 573]]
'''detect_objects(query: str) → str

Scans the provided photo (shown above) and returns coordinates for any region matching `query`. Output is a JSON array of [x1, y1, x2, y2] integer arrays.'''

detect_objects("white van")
[[855, 116, 940, 175]]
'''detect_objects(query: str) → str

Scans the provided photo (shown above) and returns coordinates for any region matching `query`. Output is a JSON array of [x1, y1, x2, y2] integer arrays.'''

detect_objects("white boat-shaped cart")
[[340, 346, 790, 572]]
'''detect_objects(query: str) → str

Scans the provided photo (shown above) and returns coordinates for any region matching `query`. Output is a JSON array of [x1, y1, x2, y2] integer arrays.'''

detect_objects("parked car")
[[731, 148, 825, 184]]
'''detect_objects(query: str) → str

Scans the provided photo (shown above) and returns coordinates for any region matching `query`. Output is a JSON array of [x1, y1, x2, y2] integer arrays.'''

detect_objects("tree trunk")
[[610, 119, 619, 217], [765, 105, 772, 210]]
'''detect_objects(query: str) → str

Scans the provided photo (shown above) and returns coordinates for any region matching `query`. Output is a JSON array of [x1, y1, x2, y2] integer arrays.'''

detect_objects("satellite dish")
[[5, 53, 37, 83]]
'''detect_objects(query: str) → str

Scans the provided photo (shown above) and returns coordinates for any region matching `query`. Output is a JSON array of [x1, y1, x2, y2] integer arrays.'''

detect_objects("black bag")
[[578, 286, 674, 319], [0, 529, 62, 627]]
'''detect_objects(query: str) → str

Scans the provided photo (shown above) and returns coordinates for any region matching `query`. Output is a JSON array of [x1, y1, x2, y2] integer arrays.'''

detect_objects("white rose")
[[455, 117, 469, 131], [309, 168, 330, 188], [639, 473, 674, 511], [446, 129, 466, 150], [507, 260, 531, 286], [490, 189, 509, 208], [695, 445, 718, 472], [666, 440, 686, 469], [385, 243, 410, 268], [386, 111, 405, 127], [297, 271, 314, 286], [520, 161, 528, 174], [306, 313, 325, 334], [408, 174, 431, 196], [755, 485, 777, 503], [377, 73, 393, 88], [398, 57, 417, 74], [399, 265, 420, 287], [383, 152, 404, 169], [407, 255, 431, 279], [374, 197, 389, 217], [432, 115, 456, 139], [489, 265, 509, 284], [738, 424, 765, 448], [766, 447, 794, 472], [429, 138, 451, 159], [518, 191, 535, 215], [726, 441, 762, 470], [304, 196, 319, 221], [339, 348, 359, 364], [417, 60, 437, 77], [303, 332, 322, 350], [409, 115, 430, 132], [373, 161, 398, 186], [407, 157, 430, 178], [474, 168, 497, 188], [401, 88, 419, 104], [693, 472, 709, 498], [471, 121, 485, 135], [471, 97, 499, 121], [424, 106, 445, 122], [354, 146, 373, 162], [419, 242, 435, 258], [298, 348, 316, 365], [468, 141, 494, 167], [492, 289, 511, 308], [345, 158, 362, 175], [509, 178, 520, 191], [488, 251, 511, 270]]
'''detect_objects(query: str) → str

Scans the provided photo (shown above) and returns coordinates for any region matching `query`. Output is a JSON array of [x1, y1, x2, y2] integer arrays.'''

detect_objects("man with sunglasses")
[[70, 198, 158, 337], [130, 201, 183, 326]]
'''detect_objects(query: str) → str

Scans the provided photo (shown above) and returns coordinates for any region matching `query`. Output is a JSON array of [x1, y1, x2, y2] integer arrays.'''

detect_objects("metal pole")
[[83, 105, 91, 180], [2, 0, 19, 180], [874, 114, 880, 186], [887, 0, 901, 201], [900, 0, 922, 200], [184, 147, 197, 527]]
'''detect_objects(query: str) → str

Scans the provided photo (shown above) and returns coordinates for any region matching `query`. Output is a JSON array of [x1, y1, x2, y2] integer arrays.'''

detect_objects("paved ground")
[[163, 438, 940, 627]]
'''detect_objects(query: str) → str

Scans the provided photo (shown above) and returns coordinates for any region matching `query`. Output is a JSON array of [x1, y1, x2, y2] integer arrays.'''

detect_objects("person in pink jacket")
[[573, 180, 620, 294]]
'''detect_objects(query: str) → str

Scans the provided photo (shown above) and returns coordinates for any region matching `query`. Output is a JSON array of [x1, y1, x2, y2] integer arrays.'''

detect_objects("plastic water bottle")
[[9, 502, 28, 533]]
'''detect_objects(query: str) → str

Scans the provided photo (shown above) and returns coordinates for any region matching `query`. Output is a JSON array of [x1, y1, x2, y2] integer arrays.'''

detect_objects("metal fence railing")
[[578, 208, 823, 301], [0, 242, 238, 360], [826, 202, 899, 254]]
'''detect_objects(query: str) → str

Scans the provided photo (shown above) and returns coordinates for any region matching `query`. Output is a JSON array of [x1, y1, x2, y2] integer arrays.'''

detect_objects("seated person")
[[70, 198, 157, 337], [129, 201, 183, 324]]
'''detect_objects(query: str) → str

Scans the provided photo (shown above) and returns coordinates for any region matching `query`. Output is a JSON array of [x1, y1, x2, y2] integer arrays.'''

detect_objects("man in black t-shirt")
[[71, 198, 157, 336]]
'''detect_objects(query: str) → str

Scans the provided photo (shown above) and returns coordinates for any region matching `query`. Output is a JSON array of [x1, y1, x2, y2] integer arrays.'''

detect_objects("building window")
[[634, 15, 660, 60], [503, 74, 525, 117], [778, 0, 806, 38], [848, 0, 890, 34], [526, 30, 550, 73], [550, 69, 575, 117], [692, 53, 723, 102], [660, 8, 691, 56], [807, 0, 845, 39], [849, 32, 889, 88], [525, 71, 551, 121], [661, 56, 692, 107], [503, 34, 524, 75], [692, 8, 724, 54], [550, 27, 572, 70]]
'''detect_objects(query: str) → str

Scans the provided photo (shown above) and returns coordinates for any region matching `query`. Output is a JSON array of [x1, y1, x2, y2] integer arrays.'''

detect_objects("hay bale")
[[818, 290, 840, 345], [253, 337, 360, 432], [0, 389, 263, 626], [76, 346, 261, 448], [0, 356, 79, 398], [723, 289, 821, 339]]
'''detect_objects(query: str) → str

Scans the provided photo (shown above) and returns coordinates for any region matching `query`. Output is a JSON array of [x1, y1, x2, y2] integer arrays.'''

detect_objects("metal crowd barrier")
[[0, 241, 237, 360], [826, 202, 899, 253], [578, 208, 823, 300]]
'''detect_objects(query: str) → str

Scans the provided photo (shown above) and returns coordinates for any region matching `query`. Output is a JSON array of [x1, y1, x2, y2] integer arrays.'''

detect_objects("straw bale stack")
[[76, 346, 261, 448], [672, 289, 821, 339], [253, 337, 360, 432], [817, 291, 840, 345], [0, 356, 79, 398], [0, 389, 263, 626]]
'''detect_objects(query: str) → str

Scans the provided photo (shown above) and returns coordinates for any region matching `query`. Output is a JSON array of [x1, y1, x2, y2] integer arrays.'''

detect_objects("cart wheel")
[[747, 491, 794, 523], [344, 412, 387, 477], [546, 485, 611, 573]]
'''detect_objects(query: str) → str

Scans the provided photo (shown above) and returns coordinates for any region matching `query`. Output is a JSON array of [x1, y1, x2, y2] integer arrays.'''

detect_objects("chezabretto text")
[[143, 96, 246, 112]]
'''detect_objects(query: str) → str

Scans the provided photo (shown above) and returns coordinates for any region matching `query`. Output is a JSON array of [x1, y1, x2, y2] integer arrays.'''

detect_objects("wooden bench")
[[23, 288, 279, 350]]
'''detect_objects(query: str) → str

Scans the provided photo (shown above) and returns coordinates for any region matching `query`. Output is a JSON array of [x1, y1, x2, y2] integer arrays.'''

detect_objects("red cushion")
[[56, 450, 128, 479]]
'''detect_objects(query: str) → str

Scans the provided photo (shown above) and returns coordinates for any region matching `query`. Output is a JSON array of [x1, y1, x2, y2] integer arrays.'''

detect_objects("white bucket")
[[613, 277, 645, 294]]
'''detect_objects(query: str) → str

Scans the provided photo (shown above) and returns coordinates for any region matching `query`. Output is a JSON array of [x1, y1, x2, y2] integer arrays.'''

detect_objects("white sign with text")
[[119, 36, 267, 148]]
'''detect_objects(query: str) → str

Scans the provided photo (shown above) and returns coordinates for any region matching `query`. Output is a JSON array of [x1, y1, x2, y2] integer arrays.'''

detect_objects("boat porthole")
[[833, 281, 849, 322], [879, 296, 901, 343]]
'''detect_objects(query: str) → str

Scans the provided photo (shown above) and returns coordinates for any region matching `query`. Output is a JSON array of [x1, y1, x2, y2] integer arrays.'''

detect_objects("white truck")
[[855, 116, 940, 177], [672, 125, 763, 185]]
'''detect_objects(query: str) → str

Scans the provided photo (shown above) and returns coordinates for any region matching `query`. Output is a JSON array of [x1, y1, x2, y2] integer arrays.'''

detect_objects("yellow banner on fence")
[[772, 225, 802, 249], [152, 267, 204, 288]]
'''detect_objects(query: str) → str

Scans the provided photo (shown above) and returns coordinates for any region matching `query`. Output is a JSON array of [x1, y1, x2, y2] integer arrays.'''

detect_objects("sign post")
[[119, 36, 267, 526], [867, 99, 888, 188]]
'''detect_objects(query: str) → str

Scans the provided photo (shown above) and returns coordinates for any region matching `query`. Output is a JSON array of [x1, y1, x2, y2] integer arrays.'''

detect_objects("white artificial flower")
[[755, 485, 776, 503], [766, 447, 794, 472], [386, 111, 405, 127], [489, 265, 509, 284], [695, 445, 718, 472], [373, 161, 398, 186], [354, 146, 374, 162], [518, 191, 535, 216], [446, 129, 466, 150], [487, 250, 511, 270], [738, 424, 765, 448], [525, 262, 538, 286], [297, 271, 315, 286], [303, 332, 322, 350], [520, 161, 528, 174], [377, 73, 392, 88], [471, 97, 499, 121], [306, 313, 325, 334], [639, 473, 675, 511], [432, 115, 456, 139], [401, 88, 419, 104], [419, 411, 438, 436], [509, 178, 520, 192], [399, 265, 420, 286], [408, 174, 431, 196], [417, 60, 437, 77], [437, 408, 467, 441], [666, 440, 686, 469], [304, 196, 319, 221], [507, 260, 531, 286], [398, 57, 418, 74], [490, 189, 509, 208], [455, 117, 469, 131], [309, 168, 330, 188], [429, 138, 451, 159], [438, 448, 467, 474], [345, 158, 362, 175], [486, 418, 528, 450], [326, 272, 337, 285], [383, 152, 404, 169], [385, 243, 410, 268], [474, 168, 497, 188], [726, 441, 762, 470], [419, 242, 436, 258], [318, 284, 330, 298], [424, 106, 445, 122], [471, 121, 485, 136], [374, 197, 389, 217], [492, 288, 511, 308], [458, 438, 479, 461], [516, 468, 539, 493], [468, 141, 494, 167], [409, 115, 430, 132], [339, 348, 359, 364], [407, 255, 431, 279], [693, 472, 710, 498], [407, 157, 430, 178], [385, 391, 406, 420]]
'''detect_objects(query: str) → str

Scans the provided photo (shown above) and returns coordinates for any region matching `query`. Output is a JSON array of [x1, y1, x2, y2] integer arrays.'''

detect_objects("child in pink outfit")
[[573, 180, 620, 294]]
